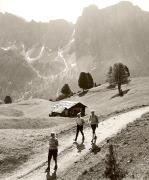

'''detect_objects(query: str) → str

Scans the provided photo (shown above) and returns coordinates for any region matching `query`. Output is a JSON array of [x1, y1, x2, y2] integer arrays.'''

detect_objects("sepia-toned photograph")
[[0, 0, 149, 179]]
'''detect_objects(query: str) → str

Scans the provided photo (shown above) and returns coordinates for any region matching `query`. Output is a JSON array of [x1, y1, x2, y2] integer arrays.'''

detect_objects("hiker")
[[74, 112, 85, 142], [89, 110, 99, 142], [46, 132, 58, 172]]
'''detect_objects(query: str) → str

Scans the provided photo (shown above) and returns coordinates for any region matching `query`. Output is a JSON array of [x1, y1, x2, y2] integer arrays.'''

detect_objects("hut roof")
[[52, 101, 86, 113]]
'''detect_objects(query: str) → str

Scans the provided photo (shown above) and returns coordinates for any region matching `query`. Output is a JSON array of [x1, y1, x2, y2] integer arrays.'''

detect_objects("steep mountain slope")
[[0, 13, 73, 50], [0, 14, 74, 100], [0, 49, 36, 99], [1, 1, 149, 100], [74, 2, 149, 81]]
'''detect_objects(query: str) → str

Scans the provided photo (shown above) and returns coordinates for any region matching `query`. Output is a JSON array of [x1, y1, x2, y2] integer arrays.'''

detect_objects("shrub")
[[78, 72, 94, 91], [4, 96, 12, 104], [61, 84, 72, 97]]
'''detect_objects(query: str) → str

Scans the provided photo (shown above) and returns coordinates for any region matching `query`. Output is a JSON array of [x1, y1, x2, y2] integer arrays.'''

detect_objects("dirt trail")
[[4, 106, 149, 180]]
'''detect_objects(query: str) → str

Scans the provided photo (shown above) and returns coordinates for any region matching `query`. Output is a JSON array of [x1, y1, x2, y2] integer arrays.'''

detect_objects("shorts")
[[48, 149, 58, 161], [91, 124, 97, 133], [77, 125, 83, 131]]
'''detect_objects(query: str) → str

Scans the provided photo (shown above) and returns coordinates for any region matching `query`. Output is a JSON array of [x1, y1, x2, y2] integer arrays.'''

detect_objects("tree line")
[[59, 62, 130, 100], [2, 63, 130, 103], [0, 62, 130, 103], [58, 72, 95, 100]]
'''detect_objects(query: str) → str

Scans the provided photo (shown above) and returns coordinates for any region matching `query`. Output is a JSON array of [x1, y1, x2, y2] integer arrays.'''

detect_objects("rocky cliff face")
[[74, 2, 149, 81], [0, 14, 74, 100], [0, 13, 73, 50], [1, 1, 149, 100]]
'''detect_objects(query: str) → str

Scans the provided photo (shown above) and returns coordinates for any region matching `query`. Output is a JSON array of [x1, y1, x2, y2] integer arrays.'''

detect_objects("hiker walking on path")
[[46, 132, 58, 172], [74, 112, 85, 142], [89, 110, 99, 143]]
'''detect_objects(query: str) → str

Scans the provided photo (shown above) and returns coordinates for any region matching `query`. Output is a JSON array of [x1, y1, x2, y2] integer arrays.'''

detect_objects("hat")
[[51, 132, 55, 136], [77, 112, 81, 116], [91, 110, 95, 112]]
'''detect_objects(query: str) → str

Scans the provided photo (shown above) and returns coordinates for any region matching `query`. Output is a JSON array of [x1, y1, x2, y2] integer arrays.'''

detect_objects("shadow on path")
[[90, 139, 101, 154], [111, 89, 130, 99], [78, 90, 88, 97], [74, 141, 86, 153]]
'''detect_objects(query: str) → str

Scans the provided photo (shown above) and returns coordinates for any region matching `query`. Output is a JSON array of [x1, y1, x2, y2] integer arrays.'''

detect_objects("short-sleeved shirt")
[[89, 115, 99, 125], [49, 137, 58, 150], [76, 117, 85, 126]]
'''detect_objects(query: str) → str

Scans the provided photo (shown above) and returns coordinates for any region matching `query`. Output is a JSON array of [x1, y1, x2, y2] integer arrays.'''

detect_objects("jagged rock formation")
[[1, 2, 149, 100]]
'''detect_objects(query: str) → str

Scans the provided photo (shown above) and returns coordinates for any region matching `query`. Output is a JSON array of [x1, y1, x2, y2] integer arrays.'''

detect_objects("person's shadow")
[[74, 141, 86, 153], [90, 139, 101, 154], [46, 170, 57, 180], [111, 89, 130, 99]]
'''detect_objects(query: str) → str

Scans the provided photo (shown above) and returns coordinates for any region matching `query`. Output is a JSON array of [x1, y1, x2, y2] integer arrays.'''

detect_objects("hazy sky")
[[0, 0, 149, 22]]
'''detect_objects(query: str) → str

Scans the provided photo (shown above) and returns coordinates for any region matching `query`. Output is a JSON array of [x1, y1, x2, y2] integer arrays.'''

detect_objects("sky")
[[0, 0, 149, 23]]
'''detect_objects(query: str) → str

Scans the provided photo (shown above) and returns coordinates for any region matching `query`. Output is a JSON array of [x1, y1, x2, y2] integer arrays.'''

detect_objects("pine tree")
[[107, 63, 130, 95], [61, 84, 72, 97], [87, 73, 94, 89], [106, 66, 115, 86], [78, 72, 88, 91], [78, 72, 94, 91], [4, 96, 12, 104]]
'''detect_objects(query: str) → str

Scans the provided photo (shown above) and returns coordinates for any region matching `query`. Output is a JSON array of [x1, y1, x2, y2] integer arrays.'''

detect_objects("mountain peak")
[[115, 1, 141, 11], [118, 1, 133, 7]]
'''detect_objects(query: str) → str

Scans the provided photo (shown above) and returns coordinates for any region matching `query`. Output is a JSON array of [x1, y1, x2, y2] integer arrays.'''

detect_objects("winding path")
[[4, 106, 149, 180]]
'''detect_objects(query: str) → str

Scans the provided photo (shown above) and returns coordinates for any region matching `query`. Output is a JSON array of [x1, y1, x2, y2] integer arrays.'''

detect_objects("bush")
[[4, 96, 12, 104], [61, 84, 72, 97], [78, 72, 94, 91]]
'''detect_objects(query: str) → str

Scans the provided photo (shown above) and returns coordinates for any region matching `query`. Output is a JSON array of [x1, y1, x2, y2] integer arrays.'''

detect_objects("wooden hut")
[[50, 101, 87, 117]]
